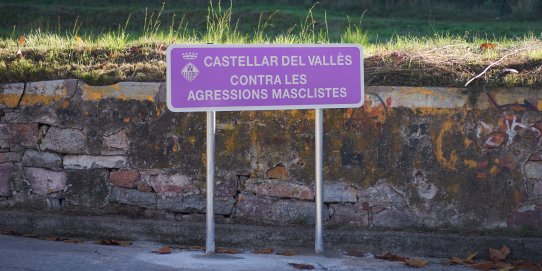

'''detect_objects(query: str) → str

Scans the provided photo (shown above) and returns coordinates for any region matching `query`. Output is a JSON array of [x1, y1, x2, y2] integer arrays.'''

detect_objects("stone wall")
[[1, 80, 541, 231]]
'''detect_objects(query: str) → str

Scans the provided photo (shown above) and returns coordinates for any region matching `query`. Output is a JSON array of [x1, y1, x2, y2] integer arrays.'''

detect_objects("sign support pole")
[[206, 110, 216, 254], [315, 108, 324, 254]]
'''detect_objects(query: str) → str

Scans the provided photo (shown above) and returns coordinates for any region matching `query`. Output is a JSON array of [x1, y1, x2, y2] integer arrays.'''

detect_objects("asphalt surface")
[[0, 235, 475, 271]]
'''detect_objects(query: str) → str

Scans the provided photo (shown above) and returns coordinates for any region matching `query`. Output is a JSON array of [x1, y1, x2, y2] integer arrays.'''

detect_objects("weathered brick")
[[22, 150, 62, 169], [0, 123, 39, 149], [40, 127, 87, 154], [324, 182, 358, 203], [0, 163, 14, 196], [243, 178, 313, 200], [63, 155, 127, 169], [0, 83, 24, 109], [150, 173, 199, 195], [136, 180, 154, 193], [23, 167, 67, 195], [110, 169, 139, 188], [20, 79, 77, 106], [109, 186, 156, 208]]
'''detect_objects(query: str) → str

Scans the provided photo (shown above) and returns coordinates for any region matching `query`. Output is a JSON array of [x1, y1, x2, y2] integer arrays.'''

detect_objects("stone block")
[[358, 181, 407, 208], [23, 167, 67, 195], [63, 155, 127, 169], [270, 200, 329, 224], [372, 209, 417, 228], [0, 152, 23, 163], [328, 203, 367, 226], [525, 161, 542, 179], [157, 195, 234, 215], [0, 123, 39, 149], [22, 150, 62, 169], [102, 129, 129, 155], [243, 178, 313, 200], [234, 193, 273, 218], [20, 79, 77, 106], [110, 169, 139, 188], [81, 82, 160, 102], [0, 83, 25, 109], [323, 182, 358, 203], [109, 186, 157, 208], [65, 169, 109, 207], [40, 127, 87, 154], [215, 176, 237, 198], [534, 181, 542, 196], [0, 163, 14, 196], [150, 173, 199, 196]]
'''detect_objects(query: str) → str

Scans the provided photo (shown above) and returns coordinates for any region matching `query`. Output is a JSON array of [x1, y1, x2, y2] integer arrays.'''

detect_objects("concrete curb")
[[1, 209, 541, 260]]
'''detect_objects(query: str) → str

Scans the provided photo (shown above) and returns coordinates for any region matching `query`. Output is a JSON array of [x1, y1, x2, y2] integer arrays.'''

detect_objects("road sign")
[[167, 44, 364, 112], [166, 44, 364, 255]]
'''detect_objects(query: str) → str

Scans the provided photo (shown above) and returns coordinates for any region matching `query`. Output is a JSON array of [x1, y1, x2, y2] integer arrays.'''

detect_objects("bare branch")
[[464, 45, 534, 87]]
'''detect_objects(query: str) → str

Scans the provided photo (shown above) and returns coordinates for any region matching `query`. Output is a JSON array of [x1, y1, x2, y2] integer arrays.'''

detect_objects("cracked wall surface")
[[1, 81, 541, 231]]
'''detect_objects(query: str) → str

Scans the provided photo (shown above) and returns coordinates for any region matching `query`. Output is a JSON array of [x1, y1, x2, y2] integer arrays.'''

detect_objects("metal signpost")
[[167, 44, 364, 254]]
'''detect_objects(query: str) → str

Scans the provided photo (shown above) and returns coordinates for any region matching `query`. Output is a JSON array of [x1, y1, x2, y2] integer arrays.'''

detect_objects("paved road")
[[0, 235, 474, 271]]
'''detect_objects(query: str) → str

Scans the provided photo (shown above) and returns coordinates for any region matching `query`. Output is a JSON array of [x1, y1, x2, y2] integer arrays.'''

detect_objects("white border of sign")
[[166, 44, 364, 112]]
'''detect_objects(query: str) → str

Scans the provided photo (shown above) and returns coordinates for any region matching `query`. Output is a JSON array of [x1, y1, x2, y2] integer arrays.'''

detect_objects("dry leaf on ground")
[[489, 245, 510, 262], [447, 251, 478, 265], [280, 250, 299, 256], [288, 263, 315, 270], [465, 252, 478, 263], [44, 236, 66, 241], [95, 239, 131, 247], [375, 252, 409, 262], [255, 248, 273, 254], [153, 246, 173, 254], [404, 258, 428, 268], [448, 257, 465, 265], [215, 247, 240, 254], [63, 239, 83, 244]]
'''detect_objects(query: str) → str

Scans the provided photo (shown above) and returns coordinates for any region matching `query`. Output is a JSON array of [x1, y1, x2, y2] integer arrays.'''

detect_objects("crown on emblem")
[[182, 52, 198, 60]]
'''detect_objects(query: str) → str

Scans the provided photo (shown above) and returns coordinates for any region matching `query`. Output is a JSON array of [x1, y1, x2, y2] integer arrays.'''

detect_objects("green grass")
[[0, 0, 540, 87]]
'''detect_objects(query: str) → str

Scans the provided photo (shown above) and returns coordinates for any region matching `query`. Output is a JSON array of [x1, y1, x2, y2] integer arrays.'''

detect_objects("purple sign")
[[167, 44, 363, 112]]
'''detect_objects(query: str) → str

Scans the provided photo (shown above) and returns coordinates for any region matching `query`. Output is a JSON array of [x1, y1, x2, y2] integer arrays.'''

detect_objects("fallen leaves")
[[489, 245, 510, 262], [375, 252, 408, 262], [95, 239, 131, 247], [376, 252, 427, 268], [255, 248, 273, 254], [288, 263, 315, 270], [448, 252, 478, 265], [280, 250, 299, 256], [153, 246, 173, 254], [404, 258, 428, 268]]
